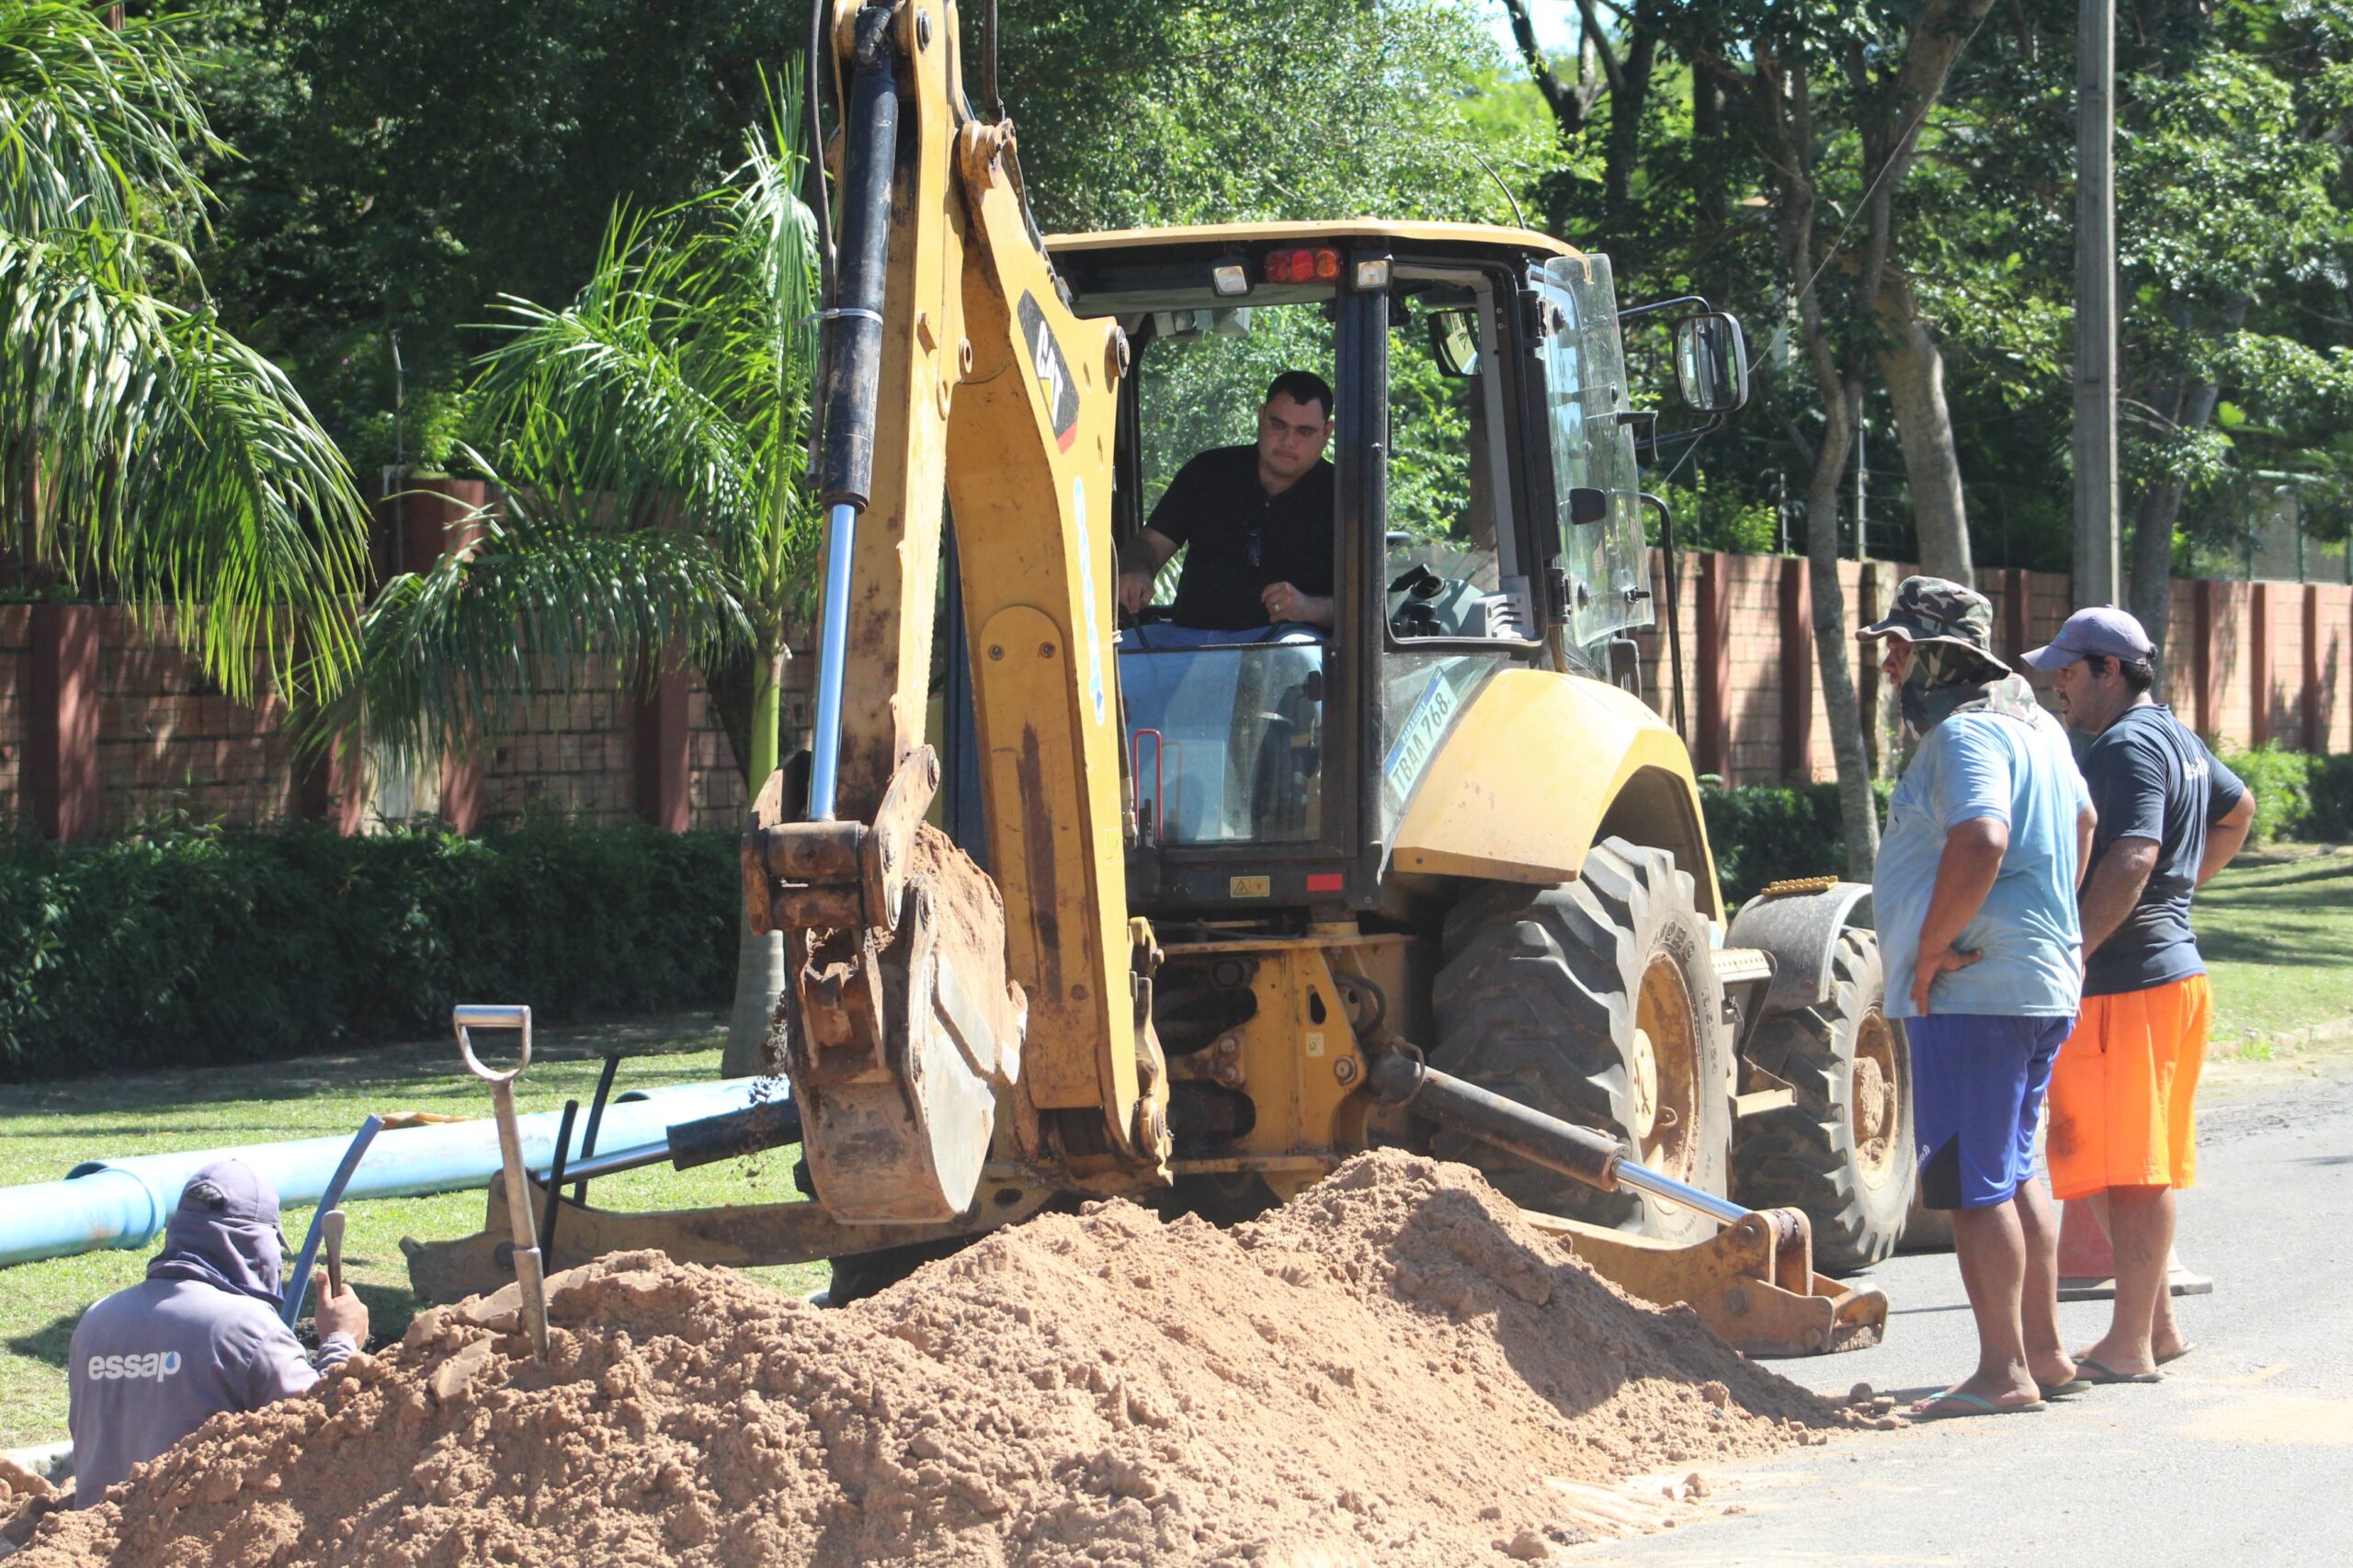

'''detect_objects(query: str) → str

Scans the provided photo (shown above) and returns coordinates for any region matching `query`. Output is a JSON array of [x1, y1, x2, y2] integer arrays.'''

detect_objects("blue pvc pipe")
[[0, 1079, 774, 1268], [807, 499, 859, 822], [280, 1115, 382, 1327]]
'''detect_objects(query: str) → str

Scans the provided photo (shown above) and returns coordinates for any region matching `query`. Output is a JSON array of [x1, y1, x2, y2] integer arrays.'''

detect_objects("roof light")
[[1352, 256, 1392, 292], [1263, 246, 1343, 286], [1210, 260, 1251, 297]]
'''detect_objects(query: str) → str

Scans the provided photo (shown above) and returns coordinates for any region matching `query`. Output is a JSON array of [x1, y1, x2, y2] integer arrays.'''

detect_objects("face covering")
[[1900, 642, 2035, 733], [147, 1168, 289, 1308]]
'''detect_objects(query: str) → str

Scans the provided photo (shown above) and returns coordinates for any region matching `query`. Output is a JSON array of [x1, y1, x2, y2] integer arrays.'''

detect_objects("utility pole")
[[2073, 0, 2120, 608]]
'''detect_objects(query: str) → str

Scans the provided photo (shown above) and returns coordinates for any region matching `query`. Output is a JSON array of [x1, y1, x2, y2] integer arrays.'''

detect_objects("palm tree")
[[1, 1, 369, 701], [328, 100, 824, 1076]]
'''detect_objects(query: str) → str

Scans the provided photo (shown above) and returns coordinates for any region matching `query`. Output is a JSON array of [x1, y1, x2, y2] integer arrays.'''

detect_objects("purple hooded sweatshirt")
[[66, 1160, 356, 1507]]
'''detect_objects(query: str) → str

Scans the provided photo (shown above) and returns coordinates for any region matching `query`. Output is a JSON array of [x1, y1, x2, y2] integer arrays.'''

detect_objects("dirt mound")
[[13, 1151, 1851, 1566]]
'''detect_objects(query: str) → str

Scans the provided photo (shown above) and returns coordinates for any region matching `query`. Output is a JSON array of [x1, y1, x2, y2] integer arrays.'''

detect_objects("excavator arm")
[[741, 0, 1167, 1224]]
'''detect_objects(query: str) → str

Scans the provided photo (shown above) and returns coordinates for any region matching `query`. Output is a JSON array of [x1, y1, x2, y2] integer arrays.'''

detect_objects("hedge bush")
[[0, 820, 737, 1080], [2218, 744, 2353, 846]]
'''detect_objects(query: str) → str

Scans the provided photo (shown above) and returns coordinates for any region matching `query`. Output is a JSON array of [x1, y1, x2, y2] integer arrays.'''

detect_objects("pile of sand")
[[11, 1152, 1854, 1566]]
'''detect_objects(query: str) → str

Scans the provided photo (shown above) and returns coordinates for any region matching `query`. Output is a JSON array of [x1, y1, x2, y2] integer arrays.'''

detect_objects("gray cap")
[[2022, 606, 2154, 671]]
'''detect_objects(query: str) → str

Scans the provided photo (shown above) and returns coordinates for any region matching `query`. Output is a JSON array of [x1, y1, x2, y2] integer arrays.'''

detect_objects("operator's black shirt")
[[2078, 702, 2248, 997], [1147, 445, 1335, 631]]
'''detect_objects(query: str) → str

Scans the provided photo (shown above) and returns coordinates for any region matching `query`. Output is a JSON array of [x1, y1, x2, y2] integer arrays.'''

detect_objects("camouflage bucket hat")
[[1857, 574, 2009, 670]]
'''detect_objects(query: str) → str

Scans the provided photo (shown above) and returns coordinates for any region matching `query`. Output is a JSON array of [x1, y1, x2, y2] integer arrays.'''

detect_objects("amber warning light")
[[1264, 247, 1342, 285]]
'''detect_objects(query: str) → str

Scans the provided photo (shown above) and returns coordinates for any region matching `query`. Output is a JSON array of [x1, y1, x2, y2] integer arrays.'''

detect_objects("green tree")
[[188, 0, 806, 472], [326, 103, 820, 1076], [995, 0, 1547, 235], [1, 0, 369, 700]]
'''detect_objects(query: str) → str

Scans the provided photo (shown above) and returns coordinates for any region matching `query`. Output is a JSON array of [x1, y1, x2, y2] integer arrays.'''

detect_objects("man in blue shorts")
[[1861, 576, 2095, 1419]]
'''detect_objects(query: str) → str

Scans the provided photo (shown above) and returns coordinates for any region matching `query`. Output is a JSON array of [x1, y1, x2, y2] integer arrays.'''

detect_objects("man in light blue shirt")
[[1861, 576, 2094, 1423]]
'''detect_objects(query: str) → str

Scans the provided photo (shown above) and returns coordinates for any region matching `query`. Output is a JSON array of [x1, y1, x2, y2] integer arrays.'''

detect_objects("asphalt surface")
[[1570, 1068, 2353, 1567]]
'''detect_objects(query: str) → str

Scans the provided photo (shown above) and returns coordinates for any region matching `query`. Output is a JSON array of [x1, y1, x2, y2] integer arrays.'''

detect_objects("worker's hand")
[[1909, 943, 1981, 1017], [1117, 570, 1152, 617], [1261, 582, 1331, 626], [313, 1269, 369, 1346]]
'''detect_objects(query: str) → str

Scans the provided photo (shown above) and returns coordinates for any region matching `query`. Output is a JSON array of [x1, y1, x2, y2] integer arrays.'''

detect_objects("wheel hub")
[[1632, 953, 1699, 1179], [1850, 1012, 1900, 1189], [1630, 1027, 1660, 1142]]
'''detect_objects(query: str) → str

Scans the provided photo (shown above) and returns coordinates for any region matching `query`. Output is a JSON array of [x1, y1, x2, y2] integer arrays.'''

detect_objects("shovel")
[[454, 1004, 551, 1364]]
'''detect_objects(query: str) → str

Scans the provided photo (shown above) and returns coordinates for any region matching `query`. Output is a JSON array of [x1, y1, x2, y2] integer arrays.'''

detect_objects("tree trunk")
[[1808, 384, 1880, 878], [1599, 6, 1661, 241], [721, 638, 792, 1079], [1876, 276, 1973, 583], [2124, 376, 2222, 666]]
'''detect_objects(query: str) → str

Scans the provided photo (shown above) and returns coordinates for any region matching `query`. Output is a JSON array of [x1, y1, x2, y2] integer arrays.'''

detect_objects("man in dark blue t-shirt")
[[1115, 369, 1336, 634], [2025, 606, 2255, 1385]]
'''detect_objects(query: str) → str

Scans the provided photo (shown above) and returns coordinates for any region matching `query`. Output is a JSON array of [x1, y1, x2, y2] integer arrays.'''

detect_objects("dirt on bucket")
[[9, 1151, 1858, 1566]]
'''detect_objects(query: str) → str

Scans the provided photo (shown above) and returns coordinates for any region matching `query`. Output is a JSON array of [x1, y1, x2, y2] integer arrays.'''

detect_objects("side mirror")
[[1428, 310, 1481, 377], [1567, 486, 1608, 527], [1674, 313, 1749, 413]]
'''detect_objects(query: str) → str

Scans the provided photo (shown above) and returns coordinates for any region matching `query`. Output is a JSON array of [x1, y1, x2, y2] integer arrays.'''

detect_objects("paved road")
[[1571, 1069, 2353, 1566]]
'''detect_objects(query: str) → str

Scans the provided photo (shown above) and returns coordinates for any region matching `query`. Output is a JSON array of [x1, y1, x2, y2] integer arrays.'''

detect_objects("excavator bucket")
[[1521, 1206, 1888, 1358], [743, 750, 1029, 1223]]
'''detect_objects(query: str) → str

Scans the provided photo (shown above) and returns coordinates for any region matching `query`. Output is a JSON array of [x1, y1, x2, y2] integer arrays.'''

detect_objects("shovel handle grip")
[[454, 1004, 533, 1084]]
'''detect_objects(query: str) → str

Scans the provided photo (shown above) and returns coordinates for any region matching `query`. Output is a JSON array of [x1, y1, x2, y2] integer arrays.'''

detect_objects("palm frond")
[[0, 2, 219, 239], [0, 229, 370, 702]]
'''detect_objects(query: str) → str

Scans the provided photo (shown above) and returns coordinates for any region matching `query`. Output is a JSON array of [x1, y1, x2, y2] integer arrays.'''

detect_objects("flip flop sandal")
[[1908, 1392, 2049, 1422], [2039, 1378, 2093, 1400], [2156, 1344, 2197, 1366], [2075, 1358, 2164, 1385]]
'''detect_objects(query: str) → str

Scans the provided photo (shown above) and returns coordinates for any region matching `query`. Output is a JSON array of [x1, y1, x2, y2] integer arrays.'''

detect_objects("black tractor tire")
[[1428, 837, 1733, 1244], [1733, 928, 1915, 1274]]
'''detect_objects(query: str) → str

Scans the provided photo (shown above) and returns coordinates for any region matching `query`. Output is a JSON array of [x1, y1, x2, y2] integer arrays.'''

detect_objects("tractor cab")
[[1044, 222, 1745, 920]]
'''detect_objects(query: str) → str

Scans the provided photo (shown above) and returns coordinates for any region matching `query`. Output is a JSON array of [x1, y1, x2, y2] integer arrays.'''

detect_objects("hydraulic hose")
[[808, 5, 901, 821], [1365, 1046, 1748, 1227]]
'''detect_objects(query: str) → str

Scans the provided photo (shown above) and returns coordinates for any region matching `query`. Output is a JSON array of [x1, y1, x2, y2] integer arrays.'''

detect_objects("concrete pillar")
[[2193, 580, 2221, 737], [1695, 552, 1732, 779], [2302, 585, 2323, 754], [633, 658, 692, 832], [28, 603, 101, 841], [2003, 568, 2031, 666], [1778, 556, 1813, 780], [2250, 583, 2276, 749]]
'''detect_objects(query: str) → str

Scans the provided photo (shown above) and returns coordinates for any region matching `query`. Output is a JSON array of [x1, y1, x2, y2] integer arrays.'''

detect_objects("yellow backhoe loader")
[[409, 0, 1910, 1358]]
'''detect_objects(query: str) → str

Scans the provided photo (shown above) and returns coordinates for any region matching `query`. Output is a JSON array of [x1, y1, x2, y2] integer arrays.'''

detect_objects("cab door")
[[1528, 255, 1653, 651]]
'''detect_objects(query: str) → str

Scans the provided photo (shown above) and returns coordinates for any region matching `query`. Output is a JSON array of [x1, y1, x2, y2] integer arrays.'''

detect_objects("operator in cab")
[[1116, 369, 1336, 639]]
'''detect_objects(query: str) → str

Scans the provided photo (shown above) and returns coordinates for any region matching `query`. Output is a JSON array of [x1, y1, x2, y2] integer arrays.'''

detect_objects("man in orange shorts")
[[2027, 608, 2255, 1382]]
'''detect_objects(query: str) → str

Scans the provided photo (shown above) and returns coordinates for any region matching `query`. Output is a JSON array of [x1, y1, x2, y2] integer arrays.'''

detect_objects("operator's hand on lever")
[[313, 1268, 369, 1347], [1117, 527, 1178, 619], [1118, 570, 1154, 617], [1261, 580, 1335, 630]]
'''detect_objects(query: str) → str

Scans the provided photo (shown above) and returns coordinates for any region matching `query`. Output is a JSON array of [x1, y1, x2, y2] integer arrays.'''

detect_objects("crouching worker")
[[1861, 576, 2093, 1420], [67, 1160, 367, 1506]]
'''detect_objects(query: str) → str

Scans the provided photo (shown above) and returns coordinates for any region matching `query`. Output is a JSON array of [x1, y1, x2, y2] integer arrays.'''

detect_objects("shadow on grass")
[[2198, 862, 2353, 903], [6, 1312, 81, 1371], [0, 1016, 727, 1124]]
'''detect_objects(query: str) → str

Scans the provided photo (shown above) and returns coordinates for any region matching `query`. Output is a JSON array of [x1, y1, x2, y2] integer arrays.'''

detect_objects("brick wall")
[[6, 558, 2350, 835], [476, 655, 638, 827], [1621, 558, 2353, 787], [94, 609, 302, 833], [0, 605, 25, 822]]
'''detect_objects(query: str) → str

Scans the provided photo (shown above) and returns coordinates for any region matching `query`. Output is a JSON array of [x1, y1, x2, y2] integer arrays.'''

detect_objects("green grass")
[[2191, 847, 2353, 1048], [0, 1012, 824, 1451]]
